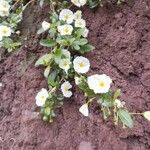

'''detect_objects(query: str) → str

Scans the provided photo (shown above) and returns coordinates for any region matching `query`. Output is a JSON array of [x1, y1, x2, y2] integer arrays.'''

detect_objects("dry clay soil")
[[0, 0, 150, 150]]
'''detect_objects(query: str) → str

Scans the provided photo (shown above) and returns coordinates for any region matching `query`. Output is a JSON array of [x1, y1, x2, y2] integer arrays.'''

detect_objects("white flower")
[[75, 19, 86, 28], [35, 88, 49, 106], [79, 103, 89, 116], [74, 10, 82, 20], [73, 56, 90, 74], [59, 58, 71, 73], [42, 21, 50, 31], [71, 0, 87, 7], [61, 81, 72, 97], [143, 111, 150, 121], [58, 24, 73, 35], [87, 74, 112, 94], [0, 0, 10, 17], [114, 99, 124, 108], [0, 25, 11, 37], [82, 28, 89, 37], [75, 76, 81, 85], [59, 9, 74, 24]]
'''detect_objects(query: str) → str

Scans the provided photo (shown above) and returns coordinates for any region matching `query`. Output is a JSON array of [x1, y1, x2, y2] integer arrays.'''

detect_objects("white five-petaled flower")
[[0, 25, 11, 38], [59, 58, 71, 73], [75, 19, 86, 28], [58, 24, 73, 35], [42, 21, 50, 31], [87, 74, 112, 94], [79, 103, 89, 116], [0, 0, 10, 17], [71, 0, 87, 7], [73, 56, 90, 74], [143, 111, 150, 121], [59, 9, 74, 24], [74, 10, 82, 20], [35, 88, 49, 106], [61, 81, 72, 98], [0, 25, 11, 37], [82, 28, 89, 37]]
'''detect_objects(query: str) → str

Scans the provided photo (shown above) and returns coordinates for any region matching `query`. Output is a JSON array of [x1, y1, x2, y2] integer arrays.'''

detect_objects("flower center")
[[3, 29, 7, 34], [40, 95, 45, 100], [79, 62, 84, 68], [63, 61, 68, 66], [78, 22, 82, 26], [64, 28, 69, 33], [99, 81, 105, 88], [64, 87, 69, 92], [65, 15, 69, 20]]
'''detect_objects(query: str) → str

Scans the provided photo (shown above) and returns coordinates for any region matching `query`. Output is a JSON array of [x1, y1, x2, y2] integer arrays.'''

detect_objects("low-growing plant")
[[0, 0, 34, 52], [35, 0, 150, 127]]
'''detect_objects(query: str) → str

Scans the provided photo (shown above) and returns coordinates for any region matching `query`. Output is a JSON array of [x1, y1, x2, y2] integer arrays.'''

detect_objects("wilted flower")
[[79, 103, 89, 116], [61, 81, 72, 97], [42, 21, 50, 31], [75, 19, 86, 28], [71, 0, 87, 7], [74, 10, 82, 20], [114, 99, 124, 108], [0, 0, 10, 17], [35, 88, 49, 106], [75, 76, 81, 85], [0, 25, 11, 37], [59, 58, 71, 73], [87, 74, 112, 94], [82, 28, 89, 37], [143, 111, 150, 121], [73, 56, 90, 74], [59, 9, 74, 24], [58, 24, 73, 35]]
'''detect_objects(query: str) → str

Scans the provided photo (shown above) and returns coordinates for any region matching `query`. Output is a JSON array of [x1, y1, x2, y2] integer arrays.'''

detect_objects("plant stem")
[[87, 97, 96, 104], [130, 112, 143, 115]]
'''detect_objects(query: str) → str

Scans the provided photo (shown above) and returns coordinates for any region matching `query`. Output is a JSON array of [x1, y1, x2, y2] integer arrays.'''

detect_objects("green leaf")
[[45, 107, 50, 116], [118, 109, 133, 128], [73, 45, 80, 50], [113, 89, 121, 100], [79, 38, 88, 45], [48, 70, 58, 87], [80, 44, 95, 53], [88, 0, 100, 8], [35, 54, 53, 66], [40, 39, 56, 47], [102, 106, 111, 119], [44, 66, 51, 78]]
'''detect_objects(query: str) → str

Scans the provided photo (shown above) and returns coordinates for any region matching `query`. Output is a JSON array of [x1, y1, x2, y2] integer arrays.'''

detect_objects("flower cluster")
[[35, 1, 150, 126], [0, 0, 31, 52]]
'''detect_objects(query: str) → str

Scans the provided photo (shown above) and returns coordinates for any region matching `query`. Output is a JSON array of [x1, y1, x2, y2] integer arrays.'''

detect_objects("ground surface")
[[0, 0, 150, 150]]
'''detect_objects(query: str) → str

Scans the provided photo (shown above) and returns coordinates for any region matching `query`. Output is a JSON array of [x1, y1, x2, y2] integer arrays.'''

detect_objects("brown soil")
[[0, 0, 150, 150]]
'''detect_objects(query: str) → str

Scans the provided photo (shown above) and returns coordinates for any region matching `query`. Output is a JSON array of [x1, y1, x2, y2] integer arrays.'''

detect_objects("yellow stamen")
[[99, 82, 105, 88], [79, 62, 84, 68], [64, 28, 69, 33]]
